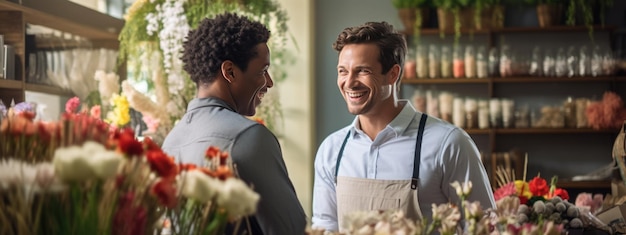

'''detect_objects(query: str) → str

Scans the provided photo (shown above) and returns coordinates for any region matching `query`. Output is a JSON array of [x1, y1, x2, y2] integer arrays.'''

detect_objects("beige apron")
[[335, 113, 427, 232]]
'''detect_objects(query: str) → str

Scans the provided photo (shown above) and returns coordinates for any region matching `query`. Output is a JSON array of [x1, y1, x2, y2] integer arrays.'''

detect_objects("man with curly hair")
[[311, 21, 495, 233], [162, 13, 307, 234]]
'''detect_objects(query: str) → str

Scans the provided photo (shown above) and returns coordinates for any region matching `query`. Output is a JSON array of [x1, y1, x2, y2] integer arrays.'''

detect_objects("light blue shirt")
[[312, 100, 496, 231]]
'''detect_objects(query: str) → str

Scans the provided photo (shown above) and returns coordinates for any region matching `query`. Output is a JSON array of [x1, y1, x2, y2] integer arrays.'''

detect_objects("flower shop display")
[[117, 0, 293, 143], [0, 98, 259, 235], [307, 181, 575, 235]]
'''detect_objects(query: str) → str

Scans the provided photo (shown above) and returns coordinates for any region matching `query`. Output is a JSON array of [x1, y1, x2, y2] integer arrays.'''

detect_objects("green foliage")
[[432, 0, 473, 9], [391, 0, 429, 8]]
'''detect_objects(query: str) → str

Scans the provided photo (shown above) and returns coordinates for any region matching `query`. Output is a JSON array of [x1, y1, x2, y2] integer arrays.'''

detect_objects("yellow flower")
[[514, 180, 532, 199], [106, 94, 131, 127]]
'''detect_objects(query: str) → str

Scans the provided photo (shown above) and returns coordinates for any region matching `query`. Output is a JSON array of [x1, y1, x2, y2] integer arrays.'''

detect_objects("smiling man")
[[311, 21, 496, 233], [161, 13, 306, 235]]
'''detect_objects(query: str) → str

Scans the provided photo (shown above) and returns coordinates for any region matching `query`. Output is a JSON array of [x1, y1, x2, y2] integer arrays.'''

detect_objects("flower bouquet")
[[0, 98, 259, 235]]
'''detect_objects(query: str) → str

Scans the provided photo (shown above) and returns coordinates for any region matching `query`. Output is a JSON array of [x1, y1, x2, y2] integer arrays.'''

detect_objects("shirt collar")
[[349, 100, 418, 137], [186, 97, 236, 112]]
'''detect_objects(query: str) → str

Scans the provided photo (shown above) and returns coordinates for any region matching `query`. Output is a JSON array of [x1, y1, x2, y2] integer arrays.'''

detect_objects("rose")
[[528, 176, 549, 197]]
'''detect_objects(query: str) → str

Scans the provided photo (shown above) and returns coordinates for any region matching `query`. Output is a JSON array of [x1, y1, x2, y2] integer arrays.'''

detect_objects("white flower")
[[94, 70, 120, 102], [53, 146, 96, 182], [53, 142, 122, 182], [180, 170, 222, 203], [450, 181, 472, 198], [216, 178, 260, 218], [89, 151, 123, 179]]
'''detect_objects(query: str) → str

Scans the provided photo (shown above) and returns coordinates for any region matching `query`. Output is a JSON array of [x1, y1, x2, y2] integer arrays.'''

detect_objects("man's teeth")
[[347, 92, 365, 98], [258, 93, 265, 99]]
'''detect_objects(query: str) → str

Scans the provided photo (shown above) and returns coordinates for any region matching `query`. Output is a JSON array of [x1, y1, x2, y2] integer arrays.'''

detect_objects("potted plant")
[[523, 0, 566, 27], [432, 0, 474, 41], [391, 0, 431, 37], [473, 0, 506, 30]]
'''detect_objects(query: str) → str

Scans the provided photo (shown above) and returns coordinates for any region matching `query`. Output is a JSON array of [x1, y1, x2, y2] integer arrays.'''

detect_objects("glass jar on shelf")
[[416, 45, 428, 79], [529, 46, 542, 77], [543, 48, 555, 77], [404, 47, 417, 79], [566, 46, 578, 77], [465, 97, 478, 129], [499, 45, 512, 77], [428, 44, 440, 79], [476, 45, 488, 78], [488, 47, 499, 77], [555, 47, 567, 77], [453, 45, 465, 78], [464, 45, 476, 78], [441, 45, 452, 78], [563, 96, 576, 128]]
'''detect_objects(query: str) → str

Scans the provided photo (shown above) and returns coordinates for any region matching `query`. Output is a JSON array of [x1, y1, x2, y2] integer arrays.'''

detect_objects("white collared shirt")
[[311, 100, 496, 231]]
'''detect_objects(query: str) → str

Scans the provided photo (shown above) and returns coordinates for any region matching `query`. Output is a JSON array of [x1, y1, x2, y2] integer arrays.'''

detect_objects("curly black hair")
[[333, 21, 406, 76], [182, 13, 271, 85]]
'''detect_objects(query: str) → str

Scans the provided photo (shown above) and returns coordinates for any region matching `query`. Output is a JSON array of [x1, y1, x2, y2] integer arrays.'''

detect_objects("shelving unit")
[[0, 0, 124, 106], [402, 26, 623, 193]]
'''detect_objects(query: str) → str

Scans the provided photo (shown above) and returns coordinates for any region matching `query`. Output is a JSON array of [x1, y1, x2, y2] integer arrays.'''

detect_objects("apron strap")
[[412, 113, 428, 189], [335, 130, 351, 183], [334, 113, 428, 186]]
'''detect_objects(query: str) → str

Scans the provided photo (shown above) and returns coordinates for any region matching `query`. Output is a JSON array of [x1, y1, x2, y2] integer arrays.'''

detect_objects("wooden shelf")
[[416, 25, 615, 36], [558, 180, 611, 189], [494, 76, 618, 83], [402, 78, 490, 84], [495, 128, 617, 134], [466, 129, 491, 135], [0, 79, 23, 90], [402, 76, 625, 84], [0, 0, 123, 40], [24, 83, 73, 97]]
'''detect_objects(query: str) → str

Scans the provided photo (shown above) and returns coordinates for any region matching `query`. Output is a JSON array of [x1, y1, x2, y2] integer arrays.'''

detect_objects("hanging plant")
[[118, 0, 294, 138]]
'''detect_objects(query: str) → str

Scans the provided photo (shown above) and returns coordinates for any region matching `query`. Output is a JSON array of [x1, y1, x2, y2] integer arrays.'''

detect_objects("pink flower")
[[142, 115, 159, 133], [90, 105, 101, 119], [493, 182, 516, 201], [65, 96, 80, 114]]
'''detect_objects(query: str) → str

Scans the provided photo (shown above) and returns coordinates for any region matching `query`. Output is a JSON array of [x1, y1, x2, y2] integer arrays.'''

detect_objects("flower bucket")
[[536, 3, 563, 27]]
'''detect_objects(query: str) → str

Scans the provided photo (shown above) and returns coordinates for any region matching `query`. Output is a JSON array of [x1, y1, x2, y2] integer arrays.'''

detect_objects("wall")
[[276, 0, 315, 219]]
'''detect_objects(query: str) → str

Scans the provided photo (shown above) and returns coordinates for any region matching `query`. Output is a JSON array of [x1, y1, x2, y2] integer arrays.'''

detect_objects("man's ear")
[[388, 64, 401, 85], [221, 60, 235, 83]]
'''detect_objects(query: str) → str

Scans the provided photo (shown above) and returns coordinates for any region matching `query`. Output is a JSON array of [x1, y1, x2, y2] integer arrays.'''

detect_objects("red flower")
[[179, 163, 197, 171], [151, 178, 177, 208], [146, 150, 178, 178], [142, 137, 161, 152], [113, 192, 147, 235], [215, 165, 233, 180], [552, 188, 569, 201], [205, 146, 220, 159], [116, 128, 144, 157], [528, 176, 549, 196]]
